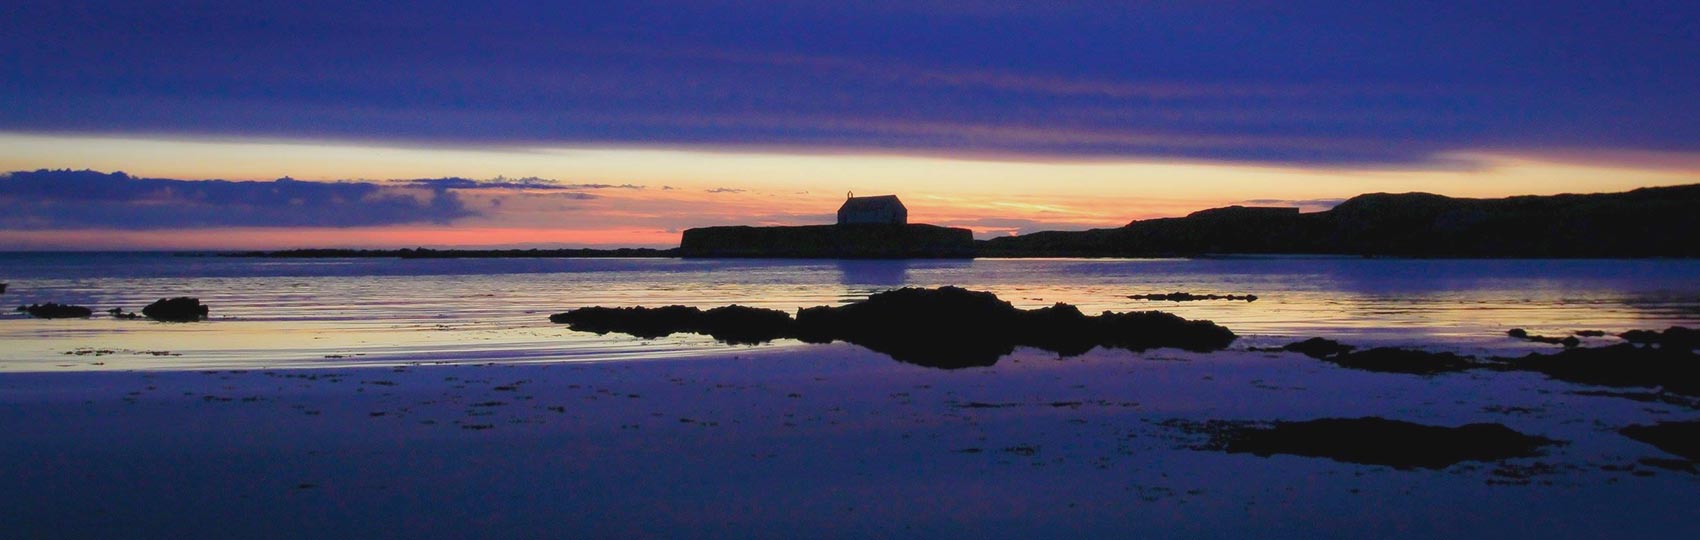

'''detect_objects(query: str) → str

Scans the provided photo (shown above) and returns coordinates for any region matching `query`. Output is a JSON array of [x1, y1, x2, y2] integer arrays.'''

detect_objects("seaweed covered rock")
[[18, 303, 93, 319], [551, 305, 702, 339], [1090, 310, 1238, 352], [794, 287, 1237, 367], [141, 297, 209, 322], [1280, 337, 1356, 359], [795, 287, 1025, 367], [1014, 303, 1101, 357], [550, 305, 794, 345], [1507, 328, 1580, 347], [1501, 343, 1700, 395], [1620, 421, 1700, 461], [1128, 292, 1257, 302], [107, 307, 142, 320], [1323, 347, 1478, 375], [697, 306, 798, 345], [1619, 326, 1700, 351], [553, 287, 1238, 369], [1212, 417, 1559, 469]]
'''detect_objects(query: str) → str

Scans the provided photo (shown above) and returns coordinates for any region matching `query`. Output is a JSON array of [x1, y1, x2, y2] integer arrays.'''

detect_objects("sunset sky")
[[3, 1, 1697, 249]]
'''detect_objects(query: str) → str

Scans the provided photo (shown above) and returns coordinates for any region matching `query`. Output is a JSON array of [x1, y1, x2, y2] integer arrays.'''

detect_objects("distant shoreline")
[[2, 181, 1694, 260], [220, 249, 1700, 260], [225, 247, 680, 259], [177, 182, 1700, 260]]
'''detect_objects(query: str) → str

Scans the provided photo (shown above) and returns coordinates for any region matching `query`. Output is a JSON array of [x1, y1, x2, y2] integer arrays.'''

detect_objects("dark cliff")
[[979, 184, 1700, 258], [680, 224, 975, 259]]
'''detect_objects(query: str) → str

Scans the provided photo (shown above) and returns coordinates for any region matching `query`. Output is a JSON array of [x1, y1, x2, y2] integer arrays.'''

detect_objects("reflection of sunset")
[[3, 257, 1696, 371]]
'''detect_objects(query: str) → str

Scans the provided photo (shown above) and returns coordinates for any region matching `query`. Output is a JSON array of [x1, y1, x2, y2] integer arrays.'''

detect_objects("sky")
[[2, 1, 1697, 249]]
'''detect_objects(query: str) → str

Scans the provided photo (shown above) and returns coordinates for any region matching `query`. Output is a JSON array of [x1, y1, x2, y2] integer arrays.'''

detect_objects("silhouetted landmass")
[[1620, 421, 1700, 461], [1129, 292, 1258, 302], [980, 184, 1700, 258], [679, 224, 974, 258], [16, 303, 93, 319], [551, 286, 1236, 368], [228, 247, 679, 258], [142, 297, 209, 322], [1195, 417, 1559, 469]]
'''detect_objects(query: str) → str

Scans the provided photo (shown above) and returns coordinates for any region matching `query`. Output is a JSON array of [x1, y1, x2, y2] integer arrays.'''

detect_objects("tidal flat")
[[3, 343, 1696, 539]]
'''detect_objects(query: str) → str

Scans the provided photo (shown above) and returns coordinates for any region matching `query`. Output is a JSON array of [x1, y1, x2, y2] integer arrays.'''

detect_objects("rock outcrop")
[[1279, 337, 1356, 359], [551, 287, 1238, 368], [142, 297, 209, 322], [1619, 326, 1700, 351], [1507, 328, 1581, 347], [550, 305, 794, 345], [18, 303, 92, 319], [1282, 327, 1700, 394]]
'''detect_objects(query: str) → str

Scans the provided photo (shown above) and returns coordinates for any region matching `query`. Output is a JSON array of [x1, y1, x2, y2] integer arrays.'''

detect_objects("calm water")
[[5, 253, 1700, 539], [2, 253, 1698, 371]]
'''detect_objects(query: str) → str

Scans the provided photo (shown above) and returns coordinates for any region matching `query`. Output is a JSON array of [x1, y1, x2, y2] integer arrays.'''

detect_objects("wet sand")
[[2, 344, 1695, 539]]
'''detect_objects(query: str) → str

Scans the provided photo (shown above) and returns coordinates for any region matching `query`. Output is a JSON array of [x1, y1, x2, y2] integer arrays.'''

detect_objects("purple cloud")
[[0, 169, 475, 229]]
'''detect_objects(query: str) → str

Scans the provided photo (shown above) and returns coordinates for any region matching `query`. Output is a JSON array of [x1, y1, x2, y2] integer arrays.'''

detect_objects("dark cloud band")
[[0, 170, 476, 229], [1, 1, 1694, 166]]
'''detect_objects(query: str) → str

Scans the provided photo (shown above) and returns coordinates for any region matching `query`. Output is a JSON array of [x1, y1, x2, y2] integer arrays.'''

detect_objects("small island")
[[678, 194, 976, 258]]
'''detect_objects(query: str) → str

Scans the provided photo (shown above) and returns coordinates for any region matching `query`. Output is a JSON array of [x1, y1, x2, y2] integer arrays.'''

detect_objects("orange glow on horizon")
[[3, 133, 1699, 249], [0, 227, 682, 251]]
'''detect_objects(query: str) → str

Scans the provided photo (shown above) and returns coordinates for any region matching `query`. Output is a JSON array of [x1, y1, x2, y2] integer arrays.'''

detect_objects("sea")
[[3, 252, 1697, 371], [5, 252, 1700, 539]]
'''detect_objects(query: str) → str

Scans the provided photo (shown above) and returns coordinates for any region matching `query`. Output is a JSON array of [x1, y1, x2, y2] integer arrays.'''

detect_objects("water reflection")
[[1, 254, 1697, 371], [835, 260, 910, 286]]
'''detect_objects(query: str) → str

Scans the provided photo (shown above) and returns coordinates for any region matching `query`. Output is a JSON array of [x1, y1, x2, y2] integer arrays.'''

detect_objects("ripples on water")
[[2, 253, 1697, 371]]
